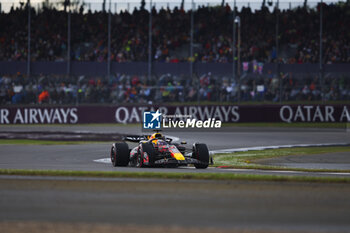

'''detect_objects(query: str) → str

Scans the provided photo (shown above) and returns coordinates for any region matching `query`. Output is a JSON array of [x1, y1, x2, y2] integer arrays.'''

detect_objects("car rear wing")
[[123, 135, 150, 142]]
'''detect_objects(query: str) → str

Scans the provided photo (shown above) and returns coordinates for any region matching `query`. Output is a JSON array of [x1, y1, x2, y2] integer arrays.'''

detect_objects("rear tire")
[[111, 142, 129, 167], [192, 143, 209, 169]]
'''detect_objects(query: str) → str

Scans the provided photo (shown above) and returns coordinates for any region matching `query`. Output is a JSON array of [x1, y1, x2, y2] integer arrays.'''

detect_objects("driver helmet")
[[149, 133, 163, 140]]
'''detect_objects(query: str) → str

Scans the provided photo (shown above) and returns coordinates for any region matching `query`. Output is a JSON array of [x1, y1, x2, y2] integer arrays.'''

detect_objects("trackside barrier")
[[0, 105, 349, 124]]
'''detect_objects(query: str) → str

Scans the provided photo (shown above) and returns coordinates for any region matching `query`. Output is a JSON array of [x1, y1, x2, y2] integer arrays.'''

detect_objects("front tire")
[[137, 143, 156, 168], [111, 142, 129, 167], [192, 143, 209, 169]]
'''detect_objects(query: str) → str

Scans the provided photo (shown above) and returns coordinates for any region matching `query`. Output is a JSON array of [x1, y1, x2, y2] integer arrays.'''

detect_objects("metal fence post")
[[27, 0, 31, 78], [148, 0, 152, 82], [107, 0, 112, 81], [276, 0, 282, 104], [232, 0, 236, 94], [319, 0, 324, 103], [190, 0, 194, 82], [235, 16, 241, 103], [67, 6, 71, 77]]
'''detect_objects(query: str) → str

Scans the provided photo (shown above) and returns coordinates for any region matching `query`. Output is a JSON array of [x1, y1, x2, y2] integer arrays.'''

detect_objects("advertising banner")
[[0, 105, 349, 124]]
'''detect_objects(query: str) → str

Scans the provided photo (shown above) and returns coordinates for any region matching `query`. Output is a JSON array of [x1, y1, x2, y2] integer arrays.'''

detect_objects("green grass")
[[0, 168, 349, 183], [0, 139, 112, 145], [213, 146, 350, 172]]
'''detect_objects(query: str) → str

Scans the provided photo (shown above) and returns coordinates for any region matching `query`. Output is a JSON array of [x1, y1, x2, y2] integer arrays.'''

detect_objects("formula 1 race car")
[[110, 131, 210, 169]]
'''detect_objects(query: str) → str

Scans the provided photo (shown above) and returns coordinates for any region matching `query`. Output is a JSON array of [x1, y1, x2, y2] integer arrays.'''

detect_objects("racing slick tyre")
[[192, 143, 209, 169], [137, 143, 156, 168], [111, 142, 129, 167]]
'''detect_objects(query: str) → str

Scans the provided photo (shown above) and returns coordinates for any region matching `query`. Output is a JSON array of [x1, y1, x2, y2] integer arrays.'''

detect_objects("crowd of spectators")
[[1, 73, 349, 105], [0, 1, 349, 63]]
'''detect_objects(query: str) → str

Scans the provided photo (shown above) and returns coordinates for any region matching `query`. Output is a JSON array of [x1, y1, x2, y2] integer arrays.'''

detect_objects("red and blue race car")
[[110, 131, 210, 169]]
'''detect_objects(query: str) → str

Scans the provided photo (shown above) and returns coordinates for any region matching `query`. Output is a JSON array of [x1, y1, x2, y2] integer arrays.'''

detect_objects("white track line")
[[209, 142, 350, 155], [94, 158, 111, 164]]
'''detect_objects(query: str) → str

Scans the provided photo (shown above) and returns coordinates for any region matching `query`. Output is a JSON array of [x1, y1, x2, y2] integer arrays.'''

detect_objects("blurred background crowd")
[[0, 0, 349, 63], [0, 0, 349, 105], [1, 73, 349, 105]]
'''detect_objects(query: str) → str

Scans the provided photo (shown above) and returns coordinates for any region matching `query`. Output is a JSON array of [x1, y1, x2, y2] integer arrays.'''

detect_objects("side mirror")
[[181, 141, 187, 145]]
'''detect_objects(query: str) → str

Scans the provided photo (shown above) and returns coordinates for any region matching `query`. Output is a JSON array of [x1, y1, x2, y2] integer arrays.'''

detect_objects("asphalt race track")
[[0, 125, 349, 176], [1, 125, 350, 233], [1, 143, 350, 177], [2, 125, 349, 151], [1, 176, 350, 233]]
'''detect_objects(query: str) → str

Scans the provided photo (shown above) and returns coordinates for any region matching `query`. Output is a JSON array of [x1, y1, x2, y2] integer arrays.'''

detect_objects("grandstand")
[[0, 0, 349, 105]]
